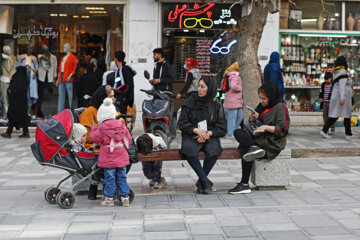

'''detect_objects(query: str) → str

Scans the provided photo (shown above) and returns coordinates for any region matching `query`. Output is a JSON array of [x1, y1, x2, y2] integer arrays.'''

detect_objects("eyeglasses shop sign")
[[163, 3, 241, 30]]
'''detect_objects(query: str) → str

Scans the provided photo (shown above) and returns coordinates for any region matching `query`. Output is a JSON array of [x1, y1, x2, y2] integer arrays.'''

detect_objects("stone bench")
[[72, 148, 291, 191]]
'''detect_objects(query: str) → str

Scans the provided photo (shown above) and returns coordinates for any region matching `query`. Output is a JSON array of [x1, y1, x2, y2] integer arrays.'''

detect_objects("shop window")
[[280, 0, 342, 30], [345, 2, 360, 31]]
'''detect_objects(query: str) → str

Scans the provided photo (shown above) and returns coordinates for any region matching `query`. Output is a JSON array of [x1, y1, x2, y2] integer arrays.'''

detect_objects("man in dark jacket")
[[150, 48, 174, 94], [113, 51, 135, 114]]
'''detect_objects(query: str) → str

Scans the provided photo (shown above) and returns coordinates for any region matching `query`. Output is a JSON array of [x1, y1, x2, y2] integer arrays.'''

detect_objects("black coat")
[[7, 66, 30, 129], [178, 99, 227, 158], [78, 72, 99, 107], [153, 61, 174, 93]]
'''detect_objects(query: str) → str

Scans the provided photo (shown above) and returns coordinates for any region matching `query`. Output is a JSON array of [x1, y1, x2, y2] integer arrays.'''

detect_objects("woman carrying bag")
[[228, 81, 290, 194]]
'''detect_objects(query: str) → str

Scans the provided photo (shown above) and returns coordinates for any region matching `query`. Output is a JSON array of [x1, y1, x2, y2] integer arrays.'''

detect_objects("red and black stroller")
[[31, 109, 136, 209]]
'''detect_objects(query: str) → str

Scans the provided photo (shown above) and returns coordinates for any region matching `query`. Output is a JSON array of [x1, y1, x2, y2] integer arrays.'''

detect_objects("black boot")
[[19, 133, 30, 138], [195, 179, 203, 194], [200, 179, 211, 194], [88, 184, 98, 200], [1, 133, 11, 139], [206, 178, 214, 191]]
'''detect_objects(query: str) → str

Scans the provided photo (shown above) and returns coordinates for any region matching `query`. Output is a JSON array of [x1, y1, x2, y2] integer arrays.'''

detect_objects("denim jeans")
[[141, 161, 162, 182], [104, 167, 129, 198], [226, 108, 243, 137], [58, 81, 73, 113], [185, 145, 217, 181]]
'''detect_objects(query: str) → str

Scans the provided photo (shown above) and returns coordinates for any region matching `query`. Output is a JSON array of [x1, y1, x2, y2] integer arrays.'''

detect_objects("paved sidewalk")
[[1, 127, 360, 239]]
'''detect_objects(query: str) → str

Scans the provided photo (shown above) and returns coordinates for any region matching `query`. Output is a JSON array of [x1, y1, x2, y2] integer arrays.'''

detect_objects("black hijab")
[[183, 76, 217, 110], [335, 55, 348, 70], [90, 85, 108, 109], [256, 81, 282, 115]]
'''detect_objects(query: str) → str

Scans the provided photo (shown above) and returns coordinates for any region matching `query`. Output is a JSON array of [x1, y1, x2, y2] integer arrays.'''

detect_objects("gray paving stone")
[[185, 215, 216, 224], [63, 233, 108, 240], [290, 214, 342, 228], [216, 216, 249, 226], [189, 223, 222, 235], [304, 226, 351, 236], [0, 231, 20, 240], [17, 230, 64, 239], [312, 235, 360, 240], [144, 219, 186, 232], [183, 209, 212, 215], [144, 231, 189, 240], [222, 226, 258, 238], [192, 235, 225, 240], [337, 218, 360, 229], [198, 200, 225, 208], [245, 212, 289, 224], [253, 223, 299, 231], [259, 230, 311, 240], [110, 225, 143, 236], [66, 222, 110, 234]]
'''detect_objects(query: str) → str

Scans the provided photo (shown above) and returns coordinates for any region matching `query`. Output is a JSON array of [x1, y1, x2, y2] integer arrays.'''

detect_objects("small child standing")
[[71, 123, 88, 152], [90, 98, 132, 207], [319, 72, 335, 135]]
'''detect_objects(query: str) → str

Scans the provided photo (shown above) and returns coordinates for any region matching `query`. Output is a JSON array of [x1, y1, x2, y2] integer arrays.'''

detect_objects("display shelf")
[[283, 71, 306, 74], [279, 29, 360, 35], [285, 86, 320, 89]]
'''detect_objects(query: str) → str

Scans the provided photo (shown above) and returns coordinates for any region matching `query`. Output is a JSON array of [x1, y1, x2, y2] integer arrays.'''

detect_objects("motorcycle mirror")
[[144, 70, 150, 80]]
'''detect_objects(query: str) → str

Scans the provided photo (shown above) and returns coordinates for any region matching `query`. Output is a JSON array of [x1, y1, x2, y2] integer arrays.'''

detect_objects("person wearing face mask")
[[228, 81, 290, 195], [176, 57, 200, 100], [1, 46, 17, 116], [57, 43, 78, 113], [178, 76, 227, 194]]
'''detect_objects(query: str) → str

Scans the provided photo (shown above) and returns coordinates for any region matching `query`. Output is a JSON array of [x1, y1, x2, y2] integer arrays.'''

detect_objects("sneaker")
[[100, 197, 114, 207], [243, 146, 266, 162], [345, 135, 355, 139], [328, 128, 335, 135], [228, 183, 251, 195], [320, 130, 331, 139], [149, 179, 156, 188], [121, 196, 130, 207], [153, 177, 167, 189]]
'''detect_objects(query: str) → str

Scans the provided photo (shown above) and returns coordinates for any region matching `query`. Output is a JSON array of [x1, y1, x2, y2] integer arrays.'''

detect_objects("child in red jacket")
[[90, 98, 132, 207]]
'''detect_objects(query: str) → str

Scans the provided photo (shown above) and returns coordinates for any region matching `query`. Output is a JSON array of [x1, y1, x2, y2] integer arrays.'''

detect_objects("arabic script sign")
[[13, 26, 59, 41], [164, 3, 241, 29]]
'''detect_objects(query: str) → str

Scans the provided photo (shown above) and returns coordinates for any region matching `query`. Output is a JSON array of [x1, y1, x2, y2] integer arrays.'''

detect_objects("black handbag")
[[127, 139, 139, 164], [244, 119, 264, 137]]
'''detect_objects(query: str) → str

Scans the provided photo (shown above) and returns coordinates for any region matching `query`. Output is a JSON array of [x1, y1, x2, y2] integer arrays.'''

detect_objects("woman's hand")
[[194, 128, 208, 140], [176, 93, 182, 99], [340, 99, 345, 106], [253, 125, 275, 134], [250, 112, 259, 122]]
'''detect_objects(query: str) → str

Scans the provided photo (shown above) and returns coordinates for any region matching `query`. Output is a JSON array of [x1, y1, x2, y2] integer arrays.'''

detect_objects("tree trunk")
[[238, 1, 271, 122]]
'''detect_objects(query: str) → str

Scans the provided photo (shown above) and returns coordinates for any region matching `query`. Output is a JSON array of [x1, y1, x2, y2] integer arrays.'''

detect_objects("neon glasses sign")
[[167, 3, 238, 29], [210, 38, 237, 55]]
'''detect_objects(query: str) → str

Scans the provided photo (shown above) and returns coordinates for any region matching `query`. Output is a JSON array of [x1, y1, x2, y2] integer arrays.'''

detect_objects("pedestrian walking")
[[319, 71, 335, 135], [320, 56, 353, 139], [176, 57, 201, 99], [264, 51, 284, 100]]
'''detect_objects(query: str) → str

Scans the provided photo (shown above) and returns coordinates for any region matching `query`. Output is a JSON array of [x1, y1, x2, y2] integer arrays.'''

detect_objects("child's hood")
[[99, 119, 128, 141]]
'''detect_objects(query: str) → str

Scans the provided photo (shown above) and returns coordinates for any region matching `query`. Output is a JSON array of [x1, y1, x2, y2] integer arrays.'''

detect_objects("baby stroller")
[[31, 109, 136, 209]]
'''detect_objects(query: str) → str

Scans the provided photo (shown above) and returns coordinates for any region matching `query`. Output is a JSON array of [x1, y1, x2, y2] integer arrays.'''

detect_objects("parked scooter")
[[140, 70, 176, 146]]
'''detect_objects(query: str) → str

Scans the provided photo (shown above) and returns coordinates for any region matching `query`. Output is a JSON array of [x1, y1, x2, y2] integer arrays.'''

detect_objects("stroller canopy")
[[32, 109, 74, 163]]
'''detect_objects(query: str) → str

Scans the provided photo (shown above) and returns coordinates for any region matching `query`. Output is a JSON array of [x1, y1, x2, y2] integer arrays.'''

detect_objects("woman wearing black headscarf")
[[228, 81, 290, 194], [178, 76, 227, 194], [78, 63, 100, 107]]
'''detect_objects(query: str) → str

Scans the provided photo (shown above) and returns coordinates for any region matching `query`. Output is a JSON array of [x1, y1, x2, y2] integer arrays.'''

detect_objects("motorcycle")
[[140, 70, 176, 146]]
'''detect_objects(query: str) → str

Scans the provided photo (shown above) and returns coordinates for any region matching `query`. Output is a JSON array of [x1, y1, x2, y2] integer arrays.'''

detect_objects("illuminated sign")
[[13, 26, 59, 41], [210, 38, 237, 55], [164, 3, 241, 30]]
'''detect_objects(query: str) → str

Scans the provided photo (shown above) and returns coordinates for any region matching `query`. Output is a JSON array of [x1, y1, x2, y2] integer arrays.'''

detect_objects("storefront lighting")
[[86, 7, 104, 10], [59, 14, 67, 17], [335, 13, 339, 17], [298, 34, 347, 38], [81, 16, 90, 19], [89, 11, 107, 14], [183, 29, 189, 32], [73, 15, 79, 18], [352, 39, 357, 44], [199, 30, 205, 33], [50, 13, 58, 17], [301, 18, 336, 23]]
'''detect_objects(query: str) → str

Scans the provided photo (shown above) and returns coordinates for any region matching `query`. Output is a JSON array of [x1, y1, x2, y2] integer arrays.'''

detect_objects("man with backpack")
[[223, 71, 243, 138]]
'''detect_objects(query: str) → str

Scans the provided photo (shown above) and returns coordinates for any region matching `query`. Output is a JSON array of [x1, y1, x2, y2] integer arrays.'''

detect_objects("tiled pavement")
[[1, 127, 360, 239]]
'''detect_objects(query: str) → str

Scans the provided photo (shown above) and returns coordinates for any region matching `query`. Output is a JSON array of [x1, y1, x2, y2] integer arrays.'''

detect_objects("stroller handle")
[[116, 114, 136, 132]]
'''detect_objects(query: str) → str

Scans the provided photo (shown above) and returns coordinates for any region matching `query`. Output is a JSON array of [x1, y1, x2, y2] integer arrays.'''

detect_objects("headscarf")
[[90, 85, 108, 109], [334, 55, 348, 71], [183, 76, 217, 110], [256, 81, 282, 115], [185, 57, 198, 73]]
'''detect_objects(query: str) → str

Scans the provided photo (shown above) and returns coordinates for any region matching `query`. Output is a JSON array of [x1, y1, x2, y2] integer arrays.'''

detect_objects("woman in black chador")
[[1, 66, 31, 138], [178, 76, 227, 194]]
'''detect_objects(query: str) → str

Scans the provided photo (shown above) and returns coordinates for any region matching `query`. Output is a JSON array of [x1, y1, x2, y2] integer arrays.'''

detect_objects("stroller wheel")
[[56, 191, 75, 209], [116, 188, 135, 204], [45, 187, 60, 204]]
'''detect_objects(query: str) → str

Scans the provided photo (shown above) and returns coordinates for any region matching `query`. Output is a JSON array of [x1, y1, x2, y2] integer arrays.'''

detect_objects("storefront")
[[160, 2, 242, 111], [279, 0, 360, 117], [0, 2, 126, 117]]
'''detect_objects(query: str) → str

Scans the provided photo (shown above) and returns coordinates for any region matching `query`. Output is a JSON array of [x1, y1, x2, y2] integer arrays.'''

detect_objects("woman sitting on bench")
[[178, 76, 227, 194], [228, 81, 290, 195]]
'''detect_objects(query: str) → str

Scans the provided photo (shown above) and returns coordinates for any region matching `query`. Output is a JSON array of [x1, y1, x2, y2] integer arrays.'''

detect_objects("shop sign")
[[60, 30, 76, 53], [164, 3, 241, 29], [13, 26, 59, 41], [210, 38, 237, 55]]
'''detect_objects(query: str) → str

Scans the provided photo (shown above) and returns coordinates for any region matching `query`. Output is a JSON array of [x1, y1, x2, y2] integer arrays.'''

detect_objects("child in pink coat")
[[223, 71, 243, 137], [90, 98, 132, 207]]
